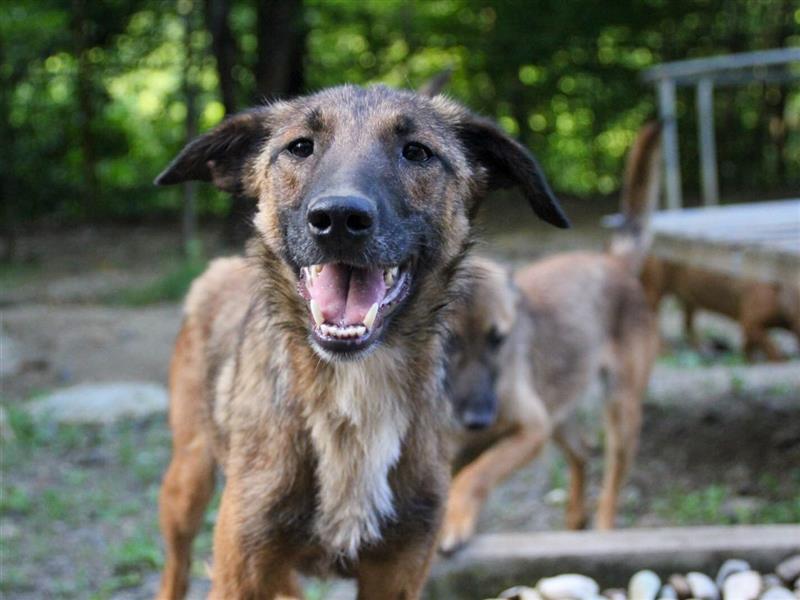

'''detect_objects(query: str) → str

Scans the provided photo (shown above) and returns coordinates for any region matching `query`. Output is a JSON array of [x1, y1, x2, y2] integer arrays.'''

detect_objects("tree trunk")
[[182, 2, 199, 258], [72, 0, 99, 215], [204, 0, 238, 115], [255, 0, 306, 101]]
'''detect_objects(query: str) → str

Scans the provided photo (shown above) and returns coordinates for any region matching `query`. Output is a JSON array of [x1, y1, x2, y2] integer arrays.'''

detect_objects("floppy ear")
[[458, 115, 570, 229], [154, 108, 270, 194]]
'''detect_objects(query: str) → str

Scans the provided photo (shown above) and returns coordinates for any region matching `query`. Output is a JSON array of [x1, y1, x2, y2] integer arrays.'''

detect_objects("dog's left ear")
[[458, 115, 570, 228], [154, 107, 270, 194]]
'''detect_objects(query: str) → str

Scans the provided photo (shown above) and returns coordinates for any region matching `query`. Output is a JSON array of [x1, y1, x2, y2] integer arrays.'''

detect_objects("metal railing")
[[642, 48, 800, 210]]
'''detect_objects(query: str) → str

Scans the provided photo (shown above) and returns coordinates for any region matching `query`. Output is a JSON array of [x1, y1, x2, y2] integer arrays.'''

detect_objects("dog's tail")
[[607, 121, 663, 274]]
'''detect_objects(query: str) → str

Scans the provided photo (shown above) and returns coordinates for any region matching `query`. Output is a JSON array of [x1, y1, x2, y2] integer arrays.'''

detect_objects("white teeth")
[[309, 299, 324, 327], [319, 323, 366, 339], [306, 264, 323, 285], [384, 266, 399, 287], [363, 302, 379, 330]]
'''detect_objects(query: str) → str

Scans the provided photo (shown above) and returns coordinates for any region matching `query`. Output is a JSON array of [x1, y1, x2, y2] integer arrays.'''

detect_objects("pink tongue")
[[308, 264, 387, 325]]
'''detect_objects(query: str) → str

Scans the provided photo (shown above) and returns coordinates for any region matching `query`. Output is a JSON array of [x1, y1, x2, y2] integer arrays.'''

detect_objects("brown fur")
[[640, 257, 800, 361], [153, 85, 566, 599], [440, 123, 663, 553]]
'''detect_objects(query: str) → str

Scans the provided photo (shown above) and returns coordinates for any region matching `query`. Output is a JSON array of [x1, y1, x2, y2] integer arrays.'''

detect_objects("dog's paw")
[[438, 493, 480, 556]]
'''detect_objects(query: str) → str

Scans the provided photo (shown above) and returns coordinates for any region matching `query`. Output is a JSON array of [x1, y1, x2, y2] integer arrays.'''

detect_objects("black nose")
[[307, 195, 376, 241]]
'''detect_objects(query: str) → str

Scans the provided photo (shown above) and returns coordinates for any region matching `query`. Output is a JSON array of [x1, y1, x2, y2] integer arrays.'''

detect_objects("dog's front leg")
[[439, 425, 549, 554], [209, 485, 303, 600], [357, 531, 440, 600]]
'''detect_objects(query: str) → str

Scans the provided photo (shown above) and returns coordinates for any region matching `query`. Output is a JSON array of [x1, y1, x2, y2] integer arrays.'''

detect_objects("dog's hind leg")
[[595, 336, 651, 530], [553, 420, 589, 530], [157, 324, 217, 600]]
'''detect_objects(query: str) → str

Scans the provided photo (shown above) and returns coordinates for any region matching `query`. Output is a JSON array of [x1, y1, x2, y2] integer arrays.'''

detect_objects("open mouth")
[[299, 261, 413, 355]]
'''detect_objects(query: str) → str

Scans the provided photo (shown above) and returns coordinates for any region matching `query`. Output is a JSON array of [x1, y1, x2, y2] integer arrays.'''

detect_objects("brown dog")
[[439, 123, 662, 553], [152, 85, 567, 599], [640, 257, 800, 361]]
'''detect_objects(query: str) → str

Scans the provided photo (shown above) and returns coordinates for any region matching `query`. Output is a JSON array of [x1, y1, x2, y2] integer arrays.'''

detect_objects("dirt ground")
[[2, 199, 799, 599]]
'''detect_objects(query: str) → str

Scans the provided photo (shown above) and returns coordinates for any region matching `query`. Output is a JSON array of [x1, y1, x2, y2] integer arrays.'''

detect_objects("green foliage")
[[654, 481, 800, 525], [2, 0, 798, 226]]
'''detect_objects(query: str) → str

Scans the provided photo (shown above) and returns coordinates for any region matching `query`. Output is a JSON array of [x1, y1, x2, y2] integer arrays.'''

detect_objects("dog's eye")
[[402, 142, 432, 163], [288, 138, 314, 158]]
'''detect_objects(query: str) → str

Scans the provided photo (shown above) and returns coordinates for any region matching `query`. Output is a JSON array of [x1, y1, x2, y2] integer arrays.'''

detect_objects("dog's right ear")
[[154, 108, 270, 194]]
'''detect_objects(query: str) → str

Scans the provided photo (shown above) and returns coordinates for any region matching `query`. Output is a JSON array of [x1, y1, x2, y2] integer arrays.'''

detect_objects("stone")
[[629, 571, 662, 600], [603, 589, 627, 600], [27, 382, 168, 425], [717, 560, 752, 589], [776, 556, 800, 586], [0, 405, 14, 442], [668, 575, 692, 599], [723, 571, 762, 600], [538, 574, 600, 600], [764, 575, 784, 590], [760, 588, 795, 600], [687, 572, 719, 600], [0, 330, 24, 378], [500, 586, 543, 600], [659, 584, 678, 599]]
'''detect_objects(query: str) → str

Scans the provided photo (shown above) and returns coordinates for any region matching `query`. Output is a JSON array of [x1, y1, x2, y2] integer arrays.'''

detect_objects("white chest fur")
[[305, 348, 411, 558]]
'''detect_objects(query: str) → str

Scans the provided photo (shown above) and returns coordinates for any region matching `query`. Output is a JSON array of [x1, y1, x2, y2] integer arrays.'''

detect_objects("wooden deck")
[[649, 199, 800, 283]]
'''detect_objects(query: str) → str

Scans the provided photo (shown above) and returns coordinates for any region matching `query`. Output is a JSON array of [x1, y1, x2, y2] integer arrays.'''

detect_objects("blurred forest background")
[[2, 0, 798, 259]]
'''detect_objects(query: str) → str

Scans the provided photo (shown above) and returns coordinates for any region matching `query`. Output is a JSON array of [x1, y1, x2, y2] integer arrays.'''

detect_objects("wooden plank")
[[428, 525, 800, 598], [648, 200, 800, 283]]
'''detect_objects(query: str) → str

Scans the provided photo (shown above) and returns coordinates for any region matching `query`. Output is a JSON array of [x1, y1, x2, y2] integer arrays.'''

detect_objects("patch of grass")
[[0, 260, 42, 288], [658, 347, 748, 369], [107, 243, 206, 306], [0, 485, 33, 515], [654, 483, 800, 526], [112, 529, 162, 577]]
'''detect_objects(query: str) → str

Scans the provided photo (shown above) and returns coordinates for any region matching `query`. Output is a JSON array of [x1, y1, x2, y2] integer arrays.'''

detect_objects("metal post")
[[696, 78, 719, 205], [657, 78, 682, 210]]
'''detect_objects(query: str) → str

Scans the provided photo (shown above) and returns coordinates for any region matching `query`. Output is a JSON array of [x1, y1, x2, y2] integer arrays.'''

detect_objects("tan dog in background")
[[152, 84, 567, 599], [640, 258, 800, 361], [440, 123, 662, 553]]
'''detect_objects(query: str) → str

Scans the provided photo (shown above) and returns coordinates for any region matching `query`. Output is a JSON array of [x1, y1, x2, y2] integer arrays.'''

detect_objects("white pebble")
[[629, 570, 662, 600], [537, 574, 600, 600], [687, 572, 719, 600], [760, 587, 795, 600], [499, 585, 543, 600], [724, 570, 762, 600], [717, 559, 751, 589]]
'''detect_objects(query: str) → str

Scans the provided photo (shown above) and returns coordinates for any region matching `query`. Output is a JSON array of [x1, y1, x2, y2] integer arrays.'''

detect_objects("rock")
[[538, 574, 600, 600], [760, 588, 795, 600], [544, 487, 568, 506], [776, 556, 800, 586], [27, 381, 168, 425], [603, 589, 627, 600], [717, 560, 752, 589], [668, 575, 692, 599], [659, 584, 678, 599], [629, 571, 662, 600], [500, 586, 543, 600], [687, 572, 719, 600], [723, 571, 762, 600], [0, 330, 24, 378], [0, 405, 14, 442], [763, 575, 784, 590]]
